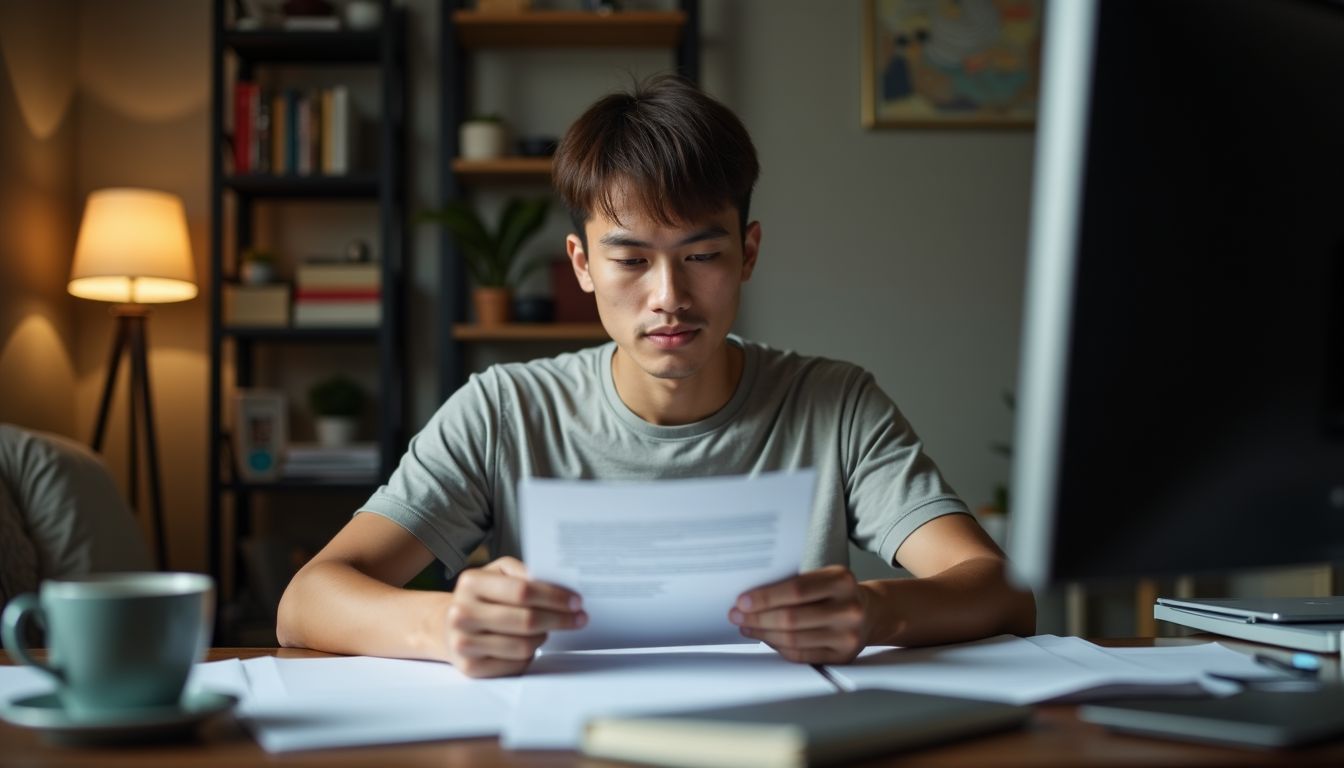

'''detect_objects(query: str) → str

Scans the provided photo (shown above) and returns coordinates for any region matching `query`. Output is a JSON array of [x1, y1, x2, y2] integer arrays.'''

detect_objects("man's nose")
[[650, 262, 690, 315]]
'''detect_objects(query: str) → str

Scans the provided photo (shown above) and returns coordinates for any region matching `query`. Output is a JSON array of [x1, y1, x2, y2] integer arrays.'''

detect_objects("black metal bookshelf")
[[436, 1, 701, 400], [208, 0, 406, 641]]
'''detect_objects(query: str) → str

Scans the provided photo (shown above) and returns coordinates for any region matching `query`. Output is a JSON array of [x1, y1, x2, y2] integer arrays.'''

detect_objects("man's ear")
[[741, 221, 762, 282], [565, 233, 595, 293]]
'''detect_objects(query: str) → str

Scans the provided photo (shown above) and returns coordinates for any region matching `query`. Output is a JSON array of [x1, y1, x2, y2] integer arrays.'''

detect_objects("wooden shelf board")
[[223, 29, 382, 63], [224, 174, 380, 199], [223, 326, 380, 342], [453, 10, 686, 48], [224, 477, 379, 492], [453, 322, 608, 341], [452, 156, 552, 182]]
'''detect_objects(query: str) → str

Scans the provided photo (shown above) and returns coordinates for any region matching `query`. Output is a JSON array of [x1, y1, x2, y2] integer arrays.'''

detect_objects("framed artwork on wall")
[[862, 0, 1042, 129]]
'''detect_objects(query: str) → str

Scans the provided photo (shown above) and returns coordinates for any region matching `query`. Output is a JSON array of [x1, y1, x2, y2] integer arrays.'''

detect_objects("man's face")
[[566, 203, 761, 382]]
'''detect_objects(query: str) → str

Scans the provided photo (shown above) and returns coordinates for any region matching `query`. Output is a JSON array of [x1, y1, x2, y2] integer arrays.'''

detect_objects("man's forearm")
[[860, 557, 1036, 648], [276, 560, 453, 661]]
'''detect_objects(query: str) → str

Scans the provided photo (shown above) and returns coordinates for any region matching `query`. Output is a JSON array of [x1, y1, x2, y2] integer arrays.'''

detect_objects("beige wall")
[[0, 0, 210, 572], [0, 0, 80, 436]]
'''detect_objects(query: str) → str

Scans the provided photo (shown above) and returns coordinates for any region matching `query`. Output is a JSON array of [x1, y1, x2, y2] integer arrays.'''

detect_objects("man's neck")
[[611, 342, 744, 426]]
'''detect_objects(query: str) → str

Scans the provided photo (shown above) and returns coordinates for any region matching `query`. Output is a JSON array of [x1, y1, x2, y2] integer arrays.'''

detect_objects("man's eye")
[[614, 258, 645, 268], [688, 252, 720, 262]]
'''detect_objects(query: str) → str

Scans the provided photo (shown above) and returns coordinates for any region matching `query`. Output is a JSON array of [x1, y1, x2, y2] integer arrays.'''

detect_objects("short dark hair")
[[553, 74, 760, 245]]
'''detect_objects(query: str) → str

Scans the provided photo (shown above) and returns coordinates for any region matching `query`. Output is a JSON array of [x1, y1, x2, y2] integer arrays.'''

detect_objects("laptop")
[[1153, 597, 1344, 652], [1156, 597, 1344, 623]]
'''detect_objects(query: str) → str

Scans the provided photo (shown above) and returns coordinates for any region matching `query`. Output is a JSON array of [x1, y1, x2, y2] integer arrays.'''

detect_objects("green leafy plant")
[[419, 197, 551, 288], [241, 247, 276, 265], [308, 376, 365, 418]]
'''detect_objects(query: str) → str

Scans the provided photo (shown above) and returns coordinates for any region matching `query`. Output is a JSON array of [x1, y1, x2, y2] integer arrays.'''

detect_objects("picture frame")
[[233, 389, 287, 482], [861, 0, 1042, 129]]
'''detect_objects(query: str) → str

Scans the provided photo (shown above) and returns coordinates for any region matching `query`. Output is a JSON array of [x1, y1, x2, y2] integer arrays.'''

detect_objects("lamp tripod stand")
[[90, 305, 167, 570]]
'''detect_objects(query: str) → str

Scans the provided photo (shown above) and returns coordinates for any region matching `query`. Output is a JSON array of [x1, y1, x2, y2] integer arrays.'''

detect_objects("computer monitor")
[[1008, 0, 1344, 589]]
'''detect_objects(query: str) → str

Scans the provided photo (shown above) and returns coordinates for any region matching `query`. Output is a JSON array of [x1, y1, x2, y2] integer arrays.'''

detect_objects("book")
[[295, 262, 381, 289], [292, 300, 380, 327], [322, 85, 354, 174], [582, 689, 1030, 768], [223, 284, 290, 327], [271, 91, 288, 173], [233, 81, 258, 173], [233, 389, 287, 482]]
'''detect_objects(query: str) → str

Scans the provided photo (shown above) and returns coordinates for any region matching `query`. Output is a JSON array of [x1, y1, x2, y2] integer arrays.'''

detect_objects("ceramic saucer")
[[0, 690, 237, 745]]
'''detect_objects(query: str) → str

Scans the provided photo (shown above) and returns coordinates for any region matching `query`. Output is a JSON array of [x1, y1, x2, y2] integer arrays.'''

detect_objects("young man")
[[277, 76, 1034, 678]]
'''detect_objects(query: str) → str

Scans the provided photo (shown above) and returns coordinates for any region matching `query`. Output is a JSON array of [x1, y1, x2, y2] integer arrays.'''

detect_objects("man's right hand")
[[442, 556, 586, 677]]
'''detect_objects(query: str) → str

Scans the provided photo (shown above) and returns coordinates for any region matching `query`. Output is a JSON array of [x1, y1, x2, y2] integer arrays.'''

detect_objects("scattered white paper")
[[826, 635, 1263, 704], [236, 655, 516, 753], [0, 664, 55, 702], [521, 470, 816, 651], [1, 658, 247, 705], [502, 644, 836, 750], [187, 658, 251, 700]]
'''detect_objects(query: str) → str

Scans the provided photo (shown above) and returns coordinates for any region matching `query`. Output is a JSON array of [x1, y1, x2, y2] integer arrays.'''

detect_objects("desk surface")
[[3, 640, 1343, 767]]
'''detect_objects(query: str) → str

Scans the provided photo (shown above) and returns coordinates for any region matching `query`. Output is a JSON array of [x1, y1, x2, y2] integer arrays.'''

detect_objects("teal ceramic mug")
[[1, 572, 213, 718]]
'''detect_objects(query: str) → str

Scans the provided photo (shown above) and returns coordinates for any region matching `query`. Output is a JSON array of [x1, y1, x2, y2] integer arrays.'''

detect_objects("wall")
[[72, 0, 211, 572], [0, 0, 80, 436]]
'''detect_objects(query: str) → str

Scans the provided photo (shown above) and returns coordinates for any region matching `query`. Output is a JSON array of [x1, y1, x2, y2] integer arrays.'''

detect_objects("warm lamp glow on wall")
[[68, 188, 197, 569]]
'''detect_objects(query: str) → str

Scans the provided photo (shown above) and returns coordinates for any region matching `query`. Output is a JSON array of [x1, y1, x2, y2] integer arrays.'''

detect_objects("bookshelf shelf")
[[223, 174, 380, 199], [438, 2, 698, 399], [451, 156, 552, 182], [222, 326, 380, 342], [223, 29, 381, 63], [209, 0, 406, 643], [453, 10, 686, 48], [452, 322, 608, 341]]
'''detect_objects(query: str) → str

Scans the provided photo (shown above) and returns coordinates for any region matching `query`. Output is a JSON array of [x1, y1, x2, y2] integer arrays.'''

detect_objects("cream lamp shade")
[[68, 188, 198, 304]]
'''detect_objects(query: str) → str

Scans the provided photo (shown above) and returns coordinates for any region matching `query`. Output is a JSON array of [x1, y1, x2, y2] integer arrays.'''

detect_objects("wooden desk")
[[4, 642, 1343, 767]]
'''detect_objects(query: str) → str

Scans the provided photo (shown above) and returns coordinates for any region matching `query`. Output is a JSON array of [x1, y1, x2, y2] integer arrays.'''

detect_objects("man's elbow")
[[274, 569, 309, 648]]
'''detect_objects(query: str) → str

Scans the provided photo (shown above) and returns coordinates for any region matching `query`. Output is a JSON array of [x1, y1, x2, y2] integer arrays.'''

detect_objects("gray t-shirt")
[[362, 337, 970, 576]]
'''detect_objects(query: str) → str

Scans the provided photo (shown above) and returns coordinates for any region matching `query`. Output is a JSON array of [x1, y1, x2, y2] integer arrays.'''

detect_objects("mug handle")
[[1, 593, 63, 685]]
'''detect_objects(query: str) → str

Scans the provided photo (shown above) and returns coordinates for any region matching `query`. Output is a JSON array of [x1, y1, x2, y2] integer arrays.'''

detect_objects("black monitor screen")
[[1009, 0, 1344, 588]]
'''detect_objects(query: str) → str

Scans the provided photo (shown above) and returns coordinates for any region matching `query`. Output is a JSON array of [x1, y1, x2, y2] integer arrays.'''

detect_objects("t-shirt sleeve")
[[359, 370, 499, 575], [841, 372, 972, 569]]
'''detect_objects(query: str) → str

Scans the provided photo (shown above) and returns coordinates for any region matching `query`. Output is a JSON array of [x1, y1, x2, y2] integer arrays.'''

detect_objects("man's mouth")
[[644, 326, 700, 349]]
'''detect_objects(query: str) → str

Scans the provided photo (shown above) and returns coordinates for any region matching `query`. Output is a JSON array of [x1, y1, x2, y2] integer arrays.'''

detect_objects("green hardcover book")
[[581, 689, 1031, 768]]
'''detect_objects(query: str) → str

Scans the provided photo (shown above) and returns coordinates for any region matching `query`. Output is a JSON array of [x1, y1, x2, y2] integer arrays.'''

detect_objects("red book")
[[233, 82, 256, 173], [294, 288, 381, 301]]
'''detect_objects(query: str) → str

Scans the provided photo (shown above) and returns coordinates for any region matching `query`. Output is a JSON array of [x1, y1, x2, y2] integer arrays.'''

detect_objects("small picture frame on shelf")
[[234, 389, 288, 481]]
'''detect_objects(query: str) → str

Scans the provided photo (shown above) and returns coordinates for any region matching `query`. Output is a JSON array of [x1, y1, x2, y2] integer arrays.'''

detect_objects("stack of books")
[[293, 261, 381, 327], [233, 82, 355, 176], [282, 442, 378, 480]]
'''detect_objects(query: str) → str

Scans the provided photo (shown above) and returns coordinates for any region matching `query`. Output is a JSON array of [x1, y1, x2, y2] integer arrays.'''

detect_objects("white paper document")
[[502, 644, 837, 750], [521, 470, 816, 651], [826, 635, 1284, 704], [237, 656, 516, 753]]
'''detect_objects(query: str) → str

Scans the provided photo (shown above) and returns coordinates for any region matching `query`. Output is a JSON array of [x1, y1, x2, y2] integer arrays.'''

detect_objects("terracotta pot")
[[473, 287, 512, 326]]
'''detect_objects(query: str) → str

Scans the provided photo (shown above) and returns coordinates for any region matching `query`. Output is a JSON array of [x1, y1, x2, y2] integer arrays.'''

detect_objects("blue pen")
[[1254, 652, 1321, 677]]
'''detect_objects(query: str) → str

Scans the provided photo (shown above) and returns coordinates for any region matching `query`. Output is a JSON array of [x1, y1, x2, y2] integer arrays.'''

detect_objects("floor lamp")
[[68, 188, 198, 571]]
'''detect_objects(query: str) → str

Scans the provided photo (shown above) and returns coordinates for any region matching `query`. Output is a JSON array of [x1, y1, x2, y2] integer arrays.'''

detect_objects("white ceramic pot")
[[343, 0, 382, 30], [460, 120, 507, 160], [241, 261, 274, 285], [315, 416, 358, 447]]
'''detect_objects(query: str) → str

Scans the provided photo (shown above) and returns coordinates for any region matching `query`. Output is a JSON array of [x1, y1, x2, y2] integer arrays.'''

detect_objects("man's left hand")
[[729, 565, 871, 664]]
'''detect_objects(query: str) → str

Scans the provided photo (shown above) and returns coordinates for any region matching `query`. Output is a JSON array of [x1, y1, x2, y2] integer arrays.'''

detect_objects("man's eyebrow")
[[598, 225, 731, 249]]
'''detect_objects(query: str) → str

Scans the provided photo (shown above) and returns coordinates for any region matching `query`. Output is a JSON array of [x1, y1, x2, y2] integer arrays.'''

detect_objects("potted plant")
[[240, 248, 277, 285], [308, 375, 365, 447], [420, 197, 551, 326]]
